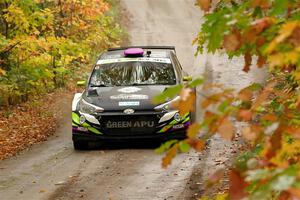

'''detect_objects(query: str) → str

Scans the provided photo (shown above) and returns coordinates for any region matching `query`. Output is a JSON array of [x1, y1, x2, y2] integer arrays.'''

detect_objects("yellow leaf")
[[266, 21, 299, 54], [0, 68, 6, 76], [187, 123, 201, 138], [268, 53, 285, 68], [268, 51, 299, 68]]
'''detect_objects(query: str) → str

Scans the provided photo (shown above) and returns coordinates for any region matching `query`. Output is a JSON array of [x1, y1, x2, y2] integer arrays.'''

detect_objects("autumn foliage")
[[0, 0, 123, 106], [157, 0, 300, 199]]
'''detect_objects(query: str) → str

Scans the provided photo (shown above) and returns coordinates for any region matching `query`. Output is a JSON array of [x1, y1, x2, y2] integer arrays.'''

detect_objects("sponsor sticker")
[[106, 121, 154, 128], [110, 94, 148, 100], [173, 124, 184, 129], [97, 57, 172, 65], [117, 87, 141, 93], [118, 101, 140, 106]]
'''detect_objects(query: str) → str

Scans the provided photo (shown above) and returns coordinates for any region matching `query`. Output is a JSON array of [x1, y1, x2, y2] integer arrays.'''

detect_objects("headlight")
[[154, 96, 180, 111], [77, 99, 104, 114]]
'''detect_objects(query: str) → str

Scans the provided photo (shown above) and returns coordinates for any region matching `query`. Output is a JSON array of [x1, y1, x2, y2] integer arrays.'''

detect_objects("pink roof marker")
[[124, 48, 144, 57]]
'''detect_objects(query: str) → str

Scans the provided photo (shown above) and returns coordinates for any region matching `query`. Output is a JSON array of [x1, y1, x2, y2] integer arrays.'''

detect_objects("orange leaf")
[[238, 88, 253, 102], [278, 192, 291, 200], [229, 169, 248, 200], [285, 126, 300, 139], [201, 93, 222, 108], [251, 81, 276, 110], [265, 128, 282, 159], [288, 188, 300, 199], [162, 144, 178, 168], [218, 117, 235, 140], [237, 109, 252, 121], [251, 0, 269, 9], [243, 51, 252, 72], [188, 139, 205, 151], [196, 0, 211, 12], [174, 88, 196, 116], [257, 55, 266, 68], [187, 123, 201, 138], [223, 30, 242, 52], [241, 126, 258, 141], [262, 114, 278, 122], [290, 26, 300, 46]]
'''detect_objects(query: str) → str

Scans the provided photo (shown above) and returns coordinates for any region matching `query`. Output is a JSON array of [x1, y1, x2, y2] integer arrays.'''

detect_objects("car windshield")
[[90, 61, 176, 87]]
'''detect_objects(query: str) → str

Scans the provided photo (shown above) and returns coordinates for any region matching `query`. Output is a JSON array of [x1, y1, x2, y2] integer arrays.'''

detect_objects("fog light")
[[174, 113, 181, 122], [79, 115, 86, 124]]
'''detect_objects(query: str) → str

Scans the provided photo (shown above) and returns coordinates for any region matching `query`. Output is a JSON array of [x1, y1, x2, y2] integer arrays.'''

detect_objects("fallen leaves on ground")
[[0, 89, 73, 160]]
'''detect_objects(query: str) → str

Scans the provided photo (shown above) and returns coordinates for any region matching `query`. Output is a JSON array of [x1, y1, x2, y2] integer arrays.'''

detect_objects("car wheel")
[[73, 140, 89, 150]]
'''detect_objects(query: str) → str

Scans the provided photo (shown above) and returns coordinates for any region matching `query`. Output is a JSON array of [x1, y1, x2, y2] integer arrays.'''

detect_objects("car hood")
[[84, 85, 171, 111]]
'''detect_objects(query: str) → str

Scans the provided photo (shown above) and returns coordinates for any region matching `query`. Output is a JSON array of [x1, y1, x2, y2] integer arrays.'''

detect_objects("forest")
[[0, 0, 123, 106]]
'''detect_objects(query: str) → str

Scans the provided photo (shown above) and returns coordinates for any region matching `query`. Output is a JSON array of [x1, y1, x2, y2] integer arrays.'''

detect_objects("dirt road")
[[0, 1, 266, 200]]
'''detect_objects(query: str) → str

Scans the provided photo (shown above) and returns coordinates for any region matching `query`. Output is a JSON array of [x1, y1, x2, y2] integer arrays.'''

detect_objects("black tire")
[[73, 140, 89, 150]]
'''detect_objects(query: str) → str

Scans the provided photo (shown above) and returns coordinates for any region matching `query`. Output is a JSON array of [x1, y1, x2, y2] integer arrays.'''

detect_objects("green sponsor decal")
[[72, 112, 80, 124], [87, 127, 102, 134], [182, 117, 190, 124], [158, 113, 190, 133], [72, 112, 102, 134], [158, 124, 173, 133]]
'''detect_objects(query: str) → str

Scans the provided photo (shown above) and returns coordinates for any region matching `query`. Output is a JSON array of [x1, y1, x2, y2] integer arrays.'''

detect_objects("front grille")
[[101, 114, 159, 135]]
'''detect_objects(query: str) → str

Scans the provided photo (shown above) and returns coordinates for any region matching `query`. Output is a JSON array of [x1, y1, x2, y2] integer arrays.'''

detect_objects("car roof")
[[99, 46, 176, 60]]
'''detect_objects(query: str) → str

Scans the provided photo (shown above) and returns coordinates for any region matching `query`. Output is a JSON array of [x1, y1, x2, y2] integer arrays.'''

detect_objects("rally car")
[[72, 46, 195, 149]]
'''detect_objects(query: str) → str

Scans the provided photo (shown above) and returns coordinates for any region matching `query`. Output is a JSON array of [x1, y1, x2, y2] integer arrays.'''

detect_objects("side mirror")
[[77, 80, 86, 87], [183, 76, 192, 82]]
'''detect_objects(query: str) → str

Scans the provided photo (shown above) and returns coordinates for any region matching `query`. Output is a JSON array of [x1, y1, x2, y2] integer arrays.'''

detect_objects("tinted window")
[[90, 61, 176, 86]]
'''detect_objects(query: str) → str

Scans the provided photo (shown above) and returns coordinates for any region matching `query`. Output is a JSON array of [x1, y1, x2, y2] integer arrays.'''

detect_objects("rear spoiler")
[[107, 46, 176, 53]]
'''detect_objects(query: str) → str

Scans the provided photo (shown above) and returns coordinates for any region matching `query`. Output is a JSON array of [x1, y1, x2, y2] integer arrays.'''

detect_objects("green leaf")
[[270, 0, 289, 16], [179, 141, 190, 153], [218, 100, 230, 113], [153, 84, 183, 104], [248, 83, 263, 91], [155, 140, 178, 154], [189, 78, 204, 88]]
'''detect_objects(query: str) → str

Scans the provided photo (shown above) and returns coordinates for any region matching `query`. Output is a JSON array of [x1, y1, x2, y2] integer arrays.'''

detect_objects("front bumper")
[[72, 129, 187, 143], [71, 111, 190, 142]]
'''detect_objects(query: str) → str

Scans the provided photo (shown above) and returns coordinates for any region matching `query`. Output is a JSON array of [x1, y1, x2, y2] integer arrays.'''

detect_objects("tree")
[[158, 0, 300, 199], [0, 0, 124, 106]]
